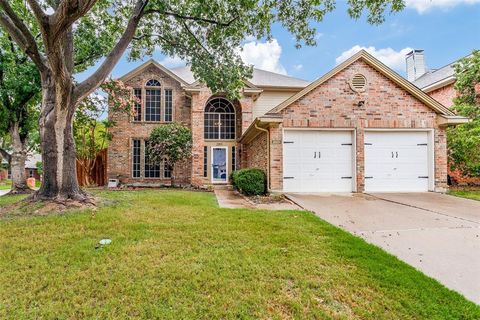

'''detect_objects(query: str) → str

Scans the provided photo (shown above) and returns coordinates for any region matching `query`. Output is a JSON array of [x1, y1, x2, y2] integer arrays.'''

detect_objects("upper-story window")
[[204, 98, 235, 140], [133, 88, 142, 121], [132, 79, 173, 123], [145, 79, 161, 122]]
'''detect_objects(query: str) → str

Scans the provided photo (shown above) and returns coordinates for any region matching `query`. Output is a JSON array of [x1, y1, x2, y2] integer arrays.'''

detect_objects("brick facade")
[[108, 65, 192, 185], [110, 57, 452, 192], [260, 59, 448, 192], [428, 83, 457, 108], [244, 131, 268, 172], [108, 64, 256, 187]]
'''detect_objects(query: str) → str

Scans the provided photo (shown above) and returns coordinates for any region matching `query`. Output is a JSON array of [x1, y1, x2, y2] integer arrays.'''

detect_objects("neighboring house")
[[408, 49, 459, 107], [408, 49, 480, 185], [0, 153, 41, 181], [108, 50, 467, 193]]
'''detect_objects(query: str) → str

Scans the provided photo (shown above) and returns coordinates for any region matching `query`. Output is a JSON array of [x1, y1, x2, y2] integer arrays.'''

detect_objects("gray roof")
[[413, 62, 455, 89], [412, 53, 473, 89], [0, 153, 41, 168], [170, 65, 310, 88], [25, 153, 42, 169]]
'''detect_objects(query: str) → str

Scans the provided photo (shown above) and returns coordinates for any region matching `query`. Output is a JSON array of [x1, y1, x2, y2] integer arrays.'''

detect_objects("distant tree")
[[147, 123, 192, 186], [0, 0, 404, 202], [0, 29, 41, 194], [74, 93, 113, 187], [448, 50, 480, 177]]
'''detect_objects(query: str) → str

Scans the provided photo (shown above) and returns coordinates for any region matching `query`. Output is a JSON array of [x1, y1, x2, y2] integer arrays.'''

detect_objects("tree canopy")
[[0, 0, 406, 201], [448, 50, 480, 176]]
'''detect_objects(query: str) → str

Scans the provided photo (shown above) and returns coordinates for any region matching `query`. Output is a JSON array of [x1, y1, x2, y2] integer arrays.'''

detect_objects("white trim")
[[363, 128, 435, 192], [211, 146, 228, 184], [282, 128, 356, 193], [422, 76, 455, 93]]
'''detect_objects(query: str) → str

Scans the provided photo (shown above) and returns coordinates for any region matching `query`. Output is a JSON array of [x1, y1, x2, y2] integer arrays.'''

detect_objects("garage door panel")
[[283, 130, 354, 193], [365, 131, 430, 192]]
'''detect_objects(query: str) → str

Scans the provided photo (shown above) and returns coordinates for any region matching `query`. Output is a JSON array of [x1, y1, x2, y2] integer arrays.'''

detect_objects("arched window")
[[204, 98, 236, 140], [145, 79, 161, 121], [146, 79, 161, 87]]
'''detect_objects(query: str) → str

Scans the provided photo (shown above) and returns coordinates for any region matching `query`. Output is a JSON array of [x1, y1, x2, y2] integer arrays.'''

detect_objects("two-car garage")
[[283, 129, 433, 193]]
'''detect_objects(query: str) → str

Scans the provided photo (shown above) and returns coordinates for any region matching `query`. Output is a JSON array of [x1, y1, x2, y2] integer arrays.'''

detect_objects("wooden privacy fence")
[[76, 149, 107, 187]]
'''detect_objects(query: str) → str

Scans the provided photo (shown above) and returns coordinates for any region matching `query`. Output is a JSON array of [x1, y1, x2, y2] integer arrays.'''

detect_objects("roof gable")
[[267, 50, 454, 116], [119, 59, 188, 86]]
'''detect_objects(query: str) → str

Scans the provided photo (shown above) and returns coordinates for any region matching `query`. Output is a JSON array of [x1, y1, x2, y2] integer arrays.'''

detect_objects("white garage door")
[[283, 130, 354, 192], [364, 131, 430, 192]]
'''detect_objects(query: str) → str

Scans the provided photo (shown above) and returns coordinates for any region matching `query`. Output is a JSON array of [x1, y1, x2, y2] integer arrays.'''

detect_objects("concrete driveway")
[[287, 192, 480, 304]]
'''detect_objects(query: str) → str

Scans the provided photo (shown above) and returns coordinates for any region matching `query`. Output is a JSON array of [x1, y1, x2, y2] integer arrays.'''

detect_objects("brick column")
[[434, 127, 448, 192], [190, 89, 212, 186], [269, 124, 283, 191]]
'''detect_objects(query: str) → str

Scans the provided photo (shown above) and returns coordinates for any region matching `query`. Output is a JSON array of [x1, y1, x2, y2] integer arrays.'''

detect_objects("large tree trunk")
[[32, 74, 87, 202], [8, 122, 30, 194]]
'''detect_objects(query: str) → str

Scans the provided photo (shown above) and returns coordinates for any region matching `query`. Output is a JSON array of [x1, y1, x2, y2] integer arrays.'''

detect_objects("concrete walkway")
[[214, 189, 254, 209], [0, 190, 9, 197], [287, 192, 480, 304], [214, 189, 300, 210]]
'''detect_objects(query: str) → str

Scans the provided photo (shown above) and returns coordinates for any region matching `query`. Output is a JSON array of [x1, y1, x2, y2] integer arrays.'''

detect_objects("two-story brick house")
[[108, 50, 468, 193]]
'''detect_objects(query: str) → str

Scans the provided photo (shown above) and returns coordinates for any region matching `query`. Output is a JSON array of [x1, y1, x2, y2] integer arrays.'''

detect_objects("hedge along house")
[[107, 50, 468, 192]]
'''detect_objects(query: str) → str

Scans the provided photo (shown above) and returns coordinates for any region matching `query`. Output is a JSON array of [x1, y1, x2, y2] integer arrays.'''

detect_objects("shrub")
[[231, 168, 266, 196]]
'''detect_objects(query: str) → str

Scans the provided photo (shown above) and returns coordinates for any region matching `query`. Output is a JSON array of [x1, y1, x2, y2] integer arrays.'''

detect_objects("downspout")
[[254, 123, 270, 192]]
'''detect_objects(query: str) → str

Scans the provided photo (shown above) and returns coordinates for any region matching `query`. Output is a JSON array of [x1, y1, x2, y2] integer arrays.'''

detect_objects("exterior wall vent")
[[350, 74, 367, 92]]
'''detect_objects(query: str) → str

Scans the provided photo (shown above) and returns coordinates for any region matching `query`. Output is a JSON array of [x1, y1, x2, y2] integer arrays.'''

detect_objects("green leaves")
[[0, 28, 41, 144], [147, 123, 193, 168], [448, 50, 480, 176]]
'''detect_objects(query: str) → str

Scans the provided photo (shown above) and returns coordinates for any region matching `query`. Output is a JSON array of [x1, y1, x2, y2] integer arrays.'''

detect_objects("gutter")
[[438, 115, 470, 127], [422, 76, 456, 93]]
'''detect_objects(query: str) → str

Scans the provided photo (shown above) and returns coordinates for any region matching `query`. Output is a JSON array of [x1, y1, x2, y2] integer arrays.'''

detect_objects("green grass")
[[0, 179, 41, 191], [0, 179, 11, 190], [0, 190, 479, 319], [449, 190, 480, 201]]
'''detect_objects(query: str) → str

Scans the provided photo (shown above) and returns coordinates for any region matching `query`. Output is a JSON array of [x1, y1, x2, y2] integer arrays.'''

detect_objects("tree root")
[[6, 187, 34, 196]]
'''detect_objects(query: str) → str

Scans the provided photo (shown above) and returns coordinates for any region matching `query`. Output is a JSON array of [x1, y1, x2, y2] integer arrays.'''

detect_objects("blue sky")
[[77, 0, 480, 83]]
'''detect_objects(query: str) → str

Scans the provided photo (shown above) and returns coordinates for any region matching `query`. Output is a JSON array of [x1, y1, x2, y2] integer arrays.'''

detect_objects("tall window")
[[203, 146, 208, 177], [144, 140, 160, 178], [164, 89, 173, 122], [232, 146, 236, 172], [204, 98, 235, 140], [133, 88, 142, 121], [145, 79, 161, 122], [132, 140, 141, 178], [163, 160, 172, 178]]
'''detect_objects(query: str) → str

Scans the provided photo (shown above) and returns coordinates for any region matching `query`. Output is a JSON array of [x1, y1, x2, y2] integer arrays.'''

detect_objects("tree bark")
[[8, 122, 30, 194], [32, 73, 87, 202]]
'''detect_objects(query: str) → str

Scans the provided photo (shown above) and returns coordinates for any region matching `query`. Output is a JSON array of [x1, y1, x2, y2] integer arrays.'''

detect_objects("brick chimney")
[[406, 49, 427, 82]]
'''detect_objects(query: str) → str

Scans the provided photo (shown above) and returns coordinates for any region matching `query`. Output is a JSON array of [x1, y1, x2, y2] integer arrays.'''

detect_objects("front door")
[[211, 147, 228, 183]]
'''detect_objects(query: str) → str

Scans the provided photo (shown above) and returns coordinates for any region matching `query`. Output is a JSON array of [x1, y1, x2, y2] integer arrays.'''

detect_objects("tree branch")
[[0, 1, 46, 71], [74, 0, 148, 102], [143, 9, 238, 27], [25, 0, 49, 25], [0, 147, 11, 164], [50, 0, 99, 39]]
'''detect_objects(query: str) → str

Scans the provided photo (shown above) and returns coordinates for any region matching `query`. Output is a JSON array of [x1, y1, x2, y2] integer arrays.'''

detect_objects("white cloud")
[[159, 55, 186, 68], [293, 64, 303, 71], [405, 0, 480, 13], [335, 45, 413, 72], [238, 39, 287, 75], [315, 32, 324, 40]]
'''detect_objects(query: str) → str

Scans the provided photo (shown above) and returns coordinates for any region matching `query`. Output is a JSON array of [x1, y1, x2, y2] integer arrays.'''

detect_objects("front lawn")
[[0, 179, 41, 191], [449, 189, 480, 201], [0, 190, 478, 319], [0, 179, 11, 190]]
